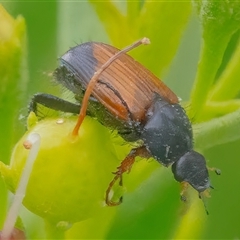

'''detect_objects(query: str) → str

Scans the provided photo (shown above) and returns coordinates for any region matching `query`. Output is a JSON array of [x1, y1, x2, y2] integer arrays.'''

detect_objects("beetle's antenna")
[[72, 37, 151, 136]]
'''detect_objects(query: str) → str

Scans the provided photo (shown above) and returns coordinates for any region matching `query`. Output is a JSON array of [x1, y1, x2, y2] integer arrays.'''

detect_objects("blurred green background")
[[1, 1, 240, 239]]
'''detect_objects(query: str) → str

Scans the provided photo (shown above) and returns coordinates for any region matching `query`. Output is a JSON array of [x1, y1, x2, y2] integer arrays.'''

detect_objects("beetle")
[[29, 38, 218, 210]]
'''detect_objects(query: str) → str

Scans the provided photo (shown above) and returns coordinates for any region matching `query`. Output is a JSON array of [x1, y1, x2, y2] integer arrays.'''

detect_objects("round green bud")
[[2, 116, 120, 223]]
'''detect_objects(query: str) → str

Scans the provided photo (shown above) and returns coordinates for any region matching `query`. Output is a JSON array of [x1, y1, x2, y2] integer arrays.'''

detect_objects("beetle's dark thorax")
[[141, 94, 193, 166]]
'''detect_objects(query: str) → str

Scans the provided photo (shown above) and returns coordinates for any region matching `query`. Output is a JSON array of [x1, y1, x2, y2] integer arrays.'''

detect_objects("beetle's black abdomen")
[[141, 94, 193, 166], [172, 151, 210, 192]]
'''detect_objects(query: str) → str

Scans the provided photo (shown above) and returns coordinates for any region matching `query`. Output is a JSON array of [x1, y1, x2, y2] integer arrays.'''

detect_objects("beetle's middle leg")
[[29, 93, 81, 116], [105, 146, 150, 206]]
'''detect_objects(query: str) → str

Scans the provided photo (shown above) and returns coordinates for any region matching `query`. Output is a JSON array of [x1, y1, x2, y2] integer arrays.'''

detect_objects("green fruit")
[[1, 115, 120, 223]]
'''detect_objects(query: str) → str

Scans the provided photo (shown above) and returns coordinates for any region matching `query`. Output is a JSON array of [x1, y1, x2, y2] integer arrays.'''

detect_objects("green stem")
[[193, 108, 240, 150], [203, 100, 240, 119], [189, 0, 240, 121], [189, 30, 232, 121]]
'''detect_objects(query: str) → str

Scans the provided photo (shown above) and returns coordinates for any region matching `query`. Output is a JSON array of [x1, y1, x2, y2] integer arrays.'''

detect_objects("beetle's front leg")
[[29, 93, 81, 116], [105, 146, 150, 206]]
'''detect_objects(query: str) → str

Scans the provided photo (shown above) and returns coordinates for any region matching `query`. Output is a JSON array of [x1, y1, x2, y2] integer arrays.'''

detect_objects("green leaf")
[[208, 41, 240, 101], [88, 0, 126, 47], [134, 1, 192, 76], [0, 4, 27, 163], [189, 0, 240, 120], [89, 1, 192, 77], [0, 4, 27, 229]]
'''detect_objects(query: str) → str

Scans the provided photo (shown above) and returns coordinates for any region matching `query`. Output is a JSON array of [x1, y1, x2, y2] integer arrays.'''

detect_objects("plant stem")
[[189, 32, 232, 121], [193, 108, 240, 150], [203, 100, 240, 119]]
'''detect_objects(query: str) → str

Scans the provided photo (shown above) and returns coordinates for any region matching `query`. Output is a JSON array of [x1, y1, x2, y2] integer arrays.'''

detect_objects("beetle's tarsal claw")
[[105, 171, 123, 206], [106, 197, 123, 207], [210, 185, 215, 189], [105, 147, 143, 206]]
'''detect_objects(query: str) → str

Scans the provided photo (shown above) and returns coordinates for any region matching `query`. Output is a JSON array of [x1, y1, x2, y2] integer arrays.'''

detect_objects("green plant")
[[1, 1, 240, 239]]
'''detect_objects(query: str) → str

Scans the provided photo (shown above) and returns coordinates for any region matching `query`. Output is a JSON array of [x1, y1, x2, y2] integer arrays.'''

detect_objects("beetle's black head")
[[171, 150, 210, 192]]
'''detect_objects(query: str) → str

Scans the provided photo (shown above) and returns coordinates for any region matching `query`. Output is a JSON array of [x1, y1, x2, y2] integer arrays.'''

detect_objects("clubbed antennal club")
[[72, 37, 151, 136]]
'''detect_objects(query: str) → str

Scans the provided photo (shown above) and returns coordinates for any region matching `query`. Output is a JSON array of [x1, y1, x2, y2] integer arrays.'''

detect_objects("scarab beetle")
[[29, 38, 218, 209]]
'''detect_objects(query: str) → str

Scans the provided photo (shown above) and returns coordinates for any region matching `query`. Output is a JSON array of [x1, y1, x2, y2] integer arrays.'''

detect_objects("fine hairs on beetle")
[[29, 37, 220, 214]]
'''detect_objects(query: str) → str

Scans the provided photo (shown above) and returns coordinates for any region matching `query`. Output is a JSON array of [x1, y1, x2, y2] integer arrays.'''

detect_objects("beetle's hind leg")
[[29, 93, 81, 116], [106, 146, 150, 206]]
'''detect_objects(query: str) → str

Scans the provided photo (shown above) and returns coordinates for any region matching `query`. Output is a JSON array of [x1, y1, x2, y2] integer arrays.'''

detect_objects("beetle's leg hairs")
[[105, 146, 150, 206], [29, 93, 81, 116], [72, 37, 151, 136]]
